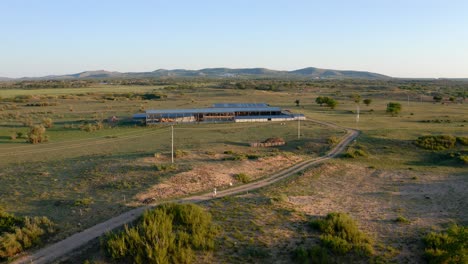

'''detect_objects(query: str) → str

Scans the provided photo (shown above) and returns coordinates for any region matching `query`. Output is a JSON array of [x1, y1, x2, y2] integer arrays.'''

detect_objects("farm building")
[[133, 103, 305, 125]]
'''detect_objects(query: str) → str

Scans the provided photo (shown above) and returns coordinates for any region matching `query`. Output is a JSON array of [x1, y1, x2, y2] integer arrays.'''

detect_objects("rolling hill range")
[[6, 67, 392, 80]]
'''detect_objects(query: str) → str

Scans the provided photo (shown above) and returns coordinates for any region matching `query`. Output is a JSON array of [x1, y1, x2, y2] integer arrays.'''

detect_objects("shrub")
[[41, 117, 53, 128], [234, 173, 251, 183], [175, 149, 188, 158], [456, 136, 468, 146], [27, 125, 48, 144], [104, 203, 217, 264], [343, 146, 368, 158], [0, 211, 55, 260], [155, 163, 177, 172], [80, 121, 104, 132], [246, 154, 260, 160], [424, 224, 466, 264], [394, 216, 411, 224], [311, 212, 374, 256], [292, 245, 330, 264], [327, 136, 339, 145], [74, 197, 94, 207], [415, 135, 457, 150]]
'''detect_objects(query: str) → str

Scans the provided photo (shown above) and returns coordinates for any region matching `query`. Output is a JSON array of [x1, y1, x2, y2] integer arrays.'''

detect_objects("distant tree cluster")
[[386, 102, 402, 116], [315, 96, 338, 109]]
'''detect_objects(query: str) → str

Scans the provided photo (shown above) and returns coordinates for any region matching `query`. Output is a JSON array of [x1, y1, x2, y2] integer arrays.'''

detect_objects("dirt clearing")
[[136, 154, 303, 202]]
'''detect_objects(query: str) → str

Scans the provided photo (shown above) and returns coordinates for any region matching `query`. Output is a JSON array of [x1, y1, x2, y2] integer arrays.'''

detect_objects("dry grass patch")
[[136, 154, 302, 202]]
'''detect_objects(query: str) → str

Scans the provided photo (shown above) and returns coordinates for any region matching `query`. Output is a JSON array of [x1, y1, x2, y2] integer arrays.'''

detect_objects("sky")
[[1, 0, 467, 78]]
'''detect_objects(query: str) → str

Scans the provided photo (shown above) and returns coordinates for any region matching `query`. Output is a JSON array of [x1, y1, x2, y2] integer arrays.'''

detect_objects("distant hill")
[[6, 67, 393, 80]]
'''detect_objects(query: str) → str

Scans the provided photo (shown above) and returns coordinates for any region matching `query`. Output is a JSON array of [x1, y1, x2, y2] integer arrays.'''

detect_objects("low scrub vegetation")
[[415, 135, 458, 150], [154, 163, 178, 172], [234, 173, 251, 183], [0, 208, 55, 260], [343, 145, 368, 158], [80, 121, 104, 132], [310, 212, 374, 257], [27, 125, 48, 144], [103, 203, 218, 264], [394, 215, 411, 224], [423, 224, 466, 264]]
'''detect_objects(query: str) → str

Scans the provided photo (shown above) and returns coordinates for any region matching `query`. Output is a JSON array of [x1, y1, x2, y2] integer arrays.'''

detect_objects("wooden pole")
[[298, 118, 300, 139], [171, 125, 174, 164]]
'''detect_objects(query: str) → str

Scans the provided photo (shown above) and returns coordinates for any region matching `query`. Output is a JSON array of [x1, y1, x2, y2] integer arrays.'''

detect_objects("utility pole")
[[356, 104, 360, 123], [171, 125, 174, 164], [298, 118, 300, 139]]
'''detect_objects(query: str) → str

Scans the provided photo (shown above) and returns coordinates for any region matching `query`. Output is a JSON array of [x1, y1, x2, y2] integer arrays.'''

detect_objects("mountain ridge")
[[4, 67, 392, 80]]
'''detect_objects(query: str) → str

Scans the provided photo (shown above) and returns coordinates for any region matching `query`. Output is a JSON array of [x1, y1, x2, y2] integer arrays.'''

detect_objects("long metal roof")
[[212, 103, 269, 108], [146, 106, 281, 115], [235, 115, 293, 119]]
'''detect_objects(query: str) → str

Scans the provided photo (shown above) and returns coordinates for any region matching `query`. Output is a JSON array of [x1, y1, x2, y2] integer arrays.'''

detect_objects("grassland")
[[0, 79, 466, 263]]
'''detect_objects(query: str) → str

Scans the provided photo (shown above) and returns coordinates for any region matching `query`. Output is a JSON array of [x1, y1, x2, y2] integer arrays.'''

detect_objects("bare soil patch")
[[136, 154, 303, 202]]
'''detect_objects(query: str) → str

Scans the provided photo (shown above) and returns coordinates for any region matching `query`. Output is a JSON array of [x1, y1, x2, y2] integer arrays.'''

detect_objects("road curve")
[[13, 120, 359, 264]]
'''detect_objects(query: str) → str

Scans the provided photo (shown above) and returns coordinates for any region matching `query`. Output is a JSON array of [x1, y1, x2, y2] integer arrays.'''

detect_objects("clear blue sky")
[[1, 0, 467, 78]]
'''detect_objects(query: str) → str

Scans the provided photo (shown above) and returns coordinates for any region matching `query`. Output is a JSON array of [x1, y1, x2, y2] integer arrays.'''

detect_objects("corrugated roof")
[[235, 115, 293, 120], [133, 113, 146, 119], [146, 106, 281, 115], [212, 103, 269, 108]]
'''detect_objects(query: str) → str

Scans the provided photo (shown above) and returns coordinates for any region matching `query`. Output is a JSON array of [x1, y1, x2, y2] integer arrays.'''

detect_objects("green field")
[[0, 80, 467, 263]]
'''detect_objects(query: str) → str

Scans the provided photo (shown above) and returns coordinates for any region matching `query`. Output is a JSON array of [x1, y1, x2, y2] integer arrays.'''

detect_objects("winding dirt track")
[[13, 120, 359, 264]]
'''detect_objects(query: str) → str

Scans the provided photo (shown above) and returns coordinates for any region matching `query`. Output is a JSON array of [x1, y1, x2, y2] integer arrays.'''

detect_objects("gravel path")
[[13, 120, 358, 264]]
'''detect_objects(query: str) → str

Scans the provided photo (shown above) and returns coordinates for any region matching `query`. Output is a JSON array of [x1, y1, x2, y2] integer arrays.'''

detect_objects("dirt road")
[[13, 120, 358, 264]]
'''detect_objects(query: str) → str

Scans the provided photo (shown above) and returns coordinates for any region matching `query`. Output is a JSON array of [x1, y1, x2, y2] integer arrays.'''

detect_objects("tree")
[[433, 95, 443, 102], [326, 98, 338, 109], [363, 99, 372, 106], [315, 96, 325, 106], [351, 94, 361, 104], [295, 99, 300, 107], [316, 96, 337, 109], [386, 102, 402, 116], [27, 125, 48, 144]]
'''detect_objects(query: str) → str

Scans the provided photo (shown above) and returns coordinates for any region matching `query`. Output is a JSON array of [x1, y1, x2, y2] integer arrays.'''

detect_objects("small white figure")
[[229, 182, 233, 187], [213, 187, 217, 197]]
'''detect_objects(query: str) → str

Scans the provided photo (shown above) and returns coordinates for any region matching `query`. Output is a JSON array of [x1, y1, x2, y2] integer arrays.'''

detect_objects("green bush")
[[456, 136, 468, 146], [424, 224, 467, 264], [310, 212, 374, 256], [0, 211, 55, 260], [234, 173, 251, 183], [103, 204, 217, 263], [394, 216, 411, 224], [155, 163, 177, 172], [104, 203, 217, 264], [175, 149, 188, 158], [320, 234, 352, 254], [415, 135, 457, 150], [343, 147, 368, 158], [292, 245, 330, 264], [27, 125, 48, 144], [74, 197, 94, 207], [327, 136, 339, 145]]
